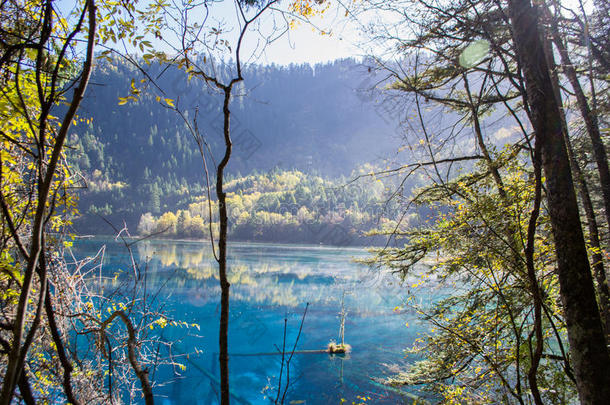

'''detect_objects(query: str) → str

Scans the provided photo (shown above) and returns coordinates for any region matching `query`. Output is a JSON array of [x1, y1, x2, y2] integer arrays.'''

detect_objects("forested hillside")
[[134, 169, 412, 245], [69, 58, 401, 238]]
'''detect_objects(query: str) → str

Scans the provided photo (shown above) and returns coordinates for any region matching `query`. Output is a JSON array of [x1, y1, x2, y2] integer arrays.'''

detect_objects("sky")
[[262, 5, 364, 65], [254, 18, 361, 65], [54, 0, 363, 66], [200, 0, 364, 66], [57, 0, 597, 67]]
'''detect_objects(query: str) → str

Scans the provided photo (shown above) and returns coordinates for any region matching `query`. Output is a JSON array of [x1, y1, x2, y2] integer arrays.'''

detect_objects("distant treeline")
[[134, 170, 413, 245]]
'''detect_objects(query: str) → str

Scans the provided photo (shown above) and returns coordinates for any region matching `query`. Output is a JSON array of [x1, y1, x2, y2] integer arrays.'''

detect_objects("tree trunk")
[[507, 0, 610, 402], [549, 14, 610, 235], [217, 86, 233, 405], [543, 25, 610, 338], [564, 132, 610, 338]]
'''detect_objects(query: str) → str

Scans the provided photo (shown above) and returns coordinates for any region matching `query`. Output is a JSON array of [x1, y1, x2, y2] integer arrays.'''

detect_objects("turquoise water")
[[72, 238, 432, 404]]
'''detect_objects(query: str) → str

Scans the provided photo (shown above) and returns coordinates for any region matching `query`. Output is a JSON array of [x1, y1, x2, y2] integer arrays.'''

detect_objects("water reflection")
[[72, 238, 430, 404], [130, 239, 406, 312]]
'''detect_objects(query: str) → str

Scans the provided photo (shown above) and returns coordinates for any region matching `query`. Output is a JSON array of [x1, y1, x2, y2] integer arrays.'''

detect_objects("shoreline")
[[73, 234, 381, 250]]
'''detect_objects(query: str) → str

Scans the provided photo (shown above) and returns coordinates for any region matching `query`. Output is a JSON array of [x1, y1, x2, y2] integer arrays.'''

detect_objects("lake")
[[71, 238, 433, 404]]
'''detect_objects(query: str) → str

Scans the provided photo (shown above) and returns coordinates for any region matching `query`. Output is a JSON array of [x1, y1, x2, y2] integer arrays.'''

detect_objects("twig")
[[274, 315, 288, 404], [281, 303, 309, 404]]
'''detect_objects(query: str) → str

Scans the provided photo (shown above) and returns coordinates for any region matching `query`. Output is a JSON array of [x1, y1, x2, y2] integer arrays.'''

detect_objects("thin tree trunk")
[[217, 85, 234, 405], [507, 0, 610, 403], [549, 14, 610, 233], [463, 74, 507, 200], [44, 285, 80, 404], [564, 133, 610, 337], [543, 26, 610, 338], [101, 311, 154, 405], [524, 139, 544, 405]]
